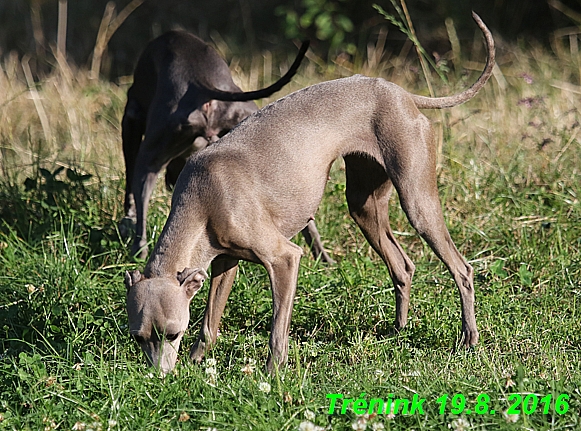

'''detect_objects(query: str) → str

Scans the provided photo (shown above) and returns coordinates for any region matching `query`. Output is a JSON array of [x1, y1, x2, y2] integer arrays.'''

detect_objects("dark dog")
[[126, 13, 495, 374], [120, 31, 332, 262]]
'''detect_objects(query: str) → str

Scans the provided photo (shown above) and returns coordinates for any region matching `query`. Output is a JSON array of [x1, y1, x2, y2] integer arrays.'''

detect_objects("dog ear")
[[177, 268, 208, 299], [201, 100, 217, 114], [124, 270, 143, 291]]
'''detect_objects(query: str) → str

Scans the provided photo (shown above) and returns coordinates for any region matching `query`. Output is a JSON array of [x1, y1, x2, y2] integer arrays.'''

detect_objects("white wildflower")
[[450, 418, 470, 431], [42, 416, 57, 430], [385, 404, 396, 420], [503, 411, 519, 423], [205, 366, 217, 385], [298, 421, 324, 431], [351, 416, 367, 430], [258, 381, 271, 393], [241, 361, 255, 375]]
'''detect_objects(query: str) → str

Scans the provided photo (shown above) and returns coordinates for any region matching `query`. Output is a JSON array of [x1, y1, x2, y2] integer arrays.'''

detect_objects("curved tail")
[[411, 12, 495, 110], [203, 41, 310, 102]]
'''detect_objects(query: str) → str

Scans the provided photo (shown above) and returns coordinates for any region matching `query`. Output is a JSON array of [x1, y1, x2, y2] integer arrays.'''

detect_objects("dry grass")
[[0, 55, 126, 179], [2, 30, 580, 181], [1, 28, 580, 255]]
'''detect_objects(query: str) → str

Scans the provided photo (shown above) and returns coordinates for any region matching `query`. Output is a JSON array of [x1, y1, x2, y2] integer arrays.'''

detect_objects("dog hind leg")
[[387, 129, 478, 347], [300, 220, 335, 264], [344, 155, 416, 332]]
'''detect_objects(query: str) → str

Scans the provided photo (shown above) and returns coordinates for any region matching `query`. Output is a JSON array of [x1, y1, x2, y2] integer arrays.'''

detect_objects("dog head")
[[200, 99, 257, 141], [125, 268, 207, 374]]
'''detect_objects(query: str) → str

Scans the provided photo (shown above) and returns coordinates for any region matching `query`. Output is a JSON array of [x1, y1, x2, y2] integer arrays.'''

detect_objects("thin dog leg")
[[120, 102, 145, 239], [131, 168, 160, 258], [130, 125, 178, 258], [390, 141, 478, 346], [301, 220, 335, 264], [345, 155, 415, 331], [400, 189, 477, 345], [190, 258, 238, 362], [254, 237, 303, 373]]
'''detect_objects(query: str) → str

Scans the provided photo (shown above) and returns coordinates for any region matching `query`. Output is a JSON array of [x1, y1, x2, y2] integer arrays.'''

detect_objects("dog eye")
[[165, 332, 179, 342]]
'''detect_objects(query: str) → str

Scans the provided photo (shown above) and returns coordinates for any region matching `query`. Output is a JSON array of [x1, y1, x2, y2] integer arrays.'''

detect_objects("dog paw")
[[189, 341, 206, 363], [462, 327, 479, 347], [130, 240, 149, 260], [320, 251, 336, 265], [385, 326, 403, 337], [265, 355, 288, 375], [118, 216, 136, 240]]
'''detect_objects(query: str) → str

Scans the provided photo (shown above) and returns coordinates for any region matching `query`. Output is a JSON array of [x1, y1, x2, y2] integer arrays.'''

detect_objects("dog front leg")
[[119, 100, 145, 239], [190, 258, 238, 363], [259, 239, 303, 373], [131, 166, 160, 259]]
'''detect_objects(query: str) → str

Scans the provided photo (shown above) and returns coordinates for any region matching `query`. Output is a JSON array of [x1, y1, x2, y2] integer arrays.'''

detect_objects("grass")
[[1, 24, 581, 431]]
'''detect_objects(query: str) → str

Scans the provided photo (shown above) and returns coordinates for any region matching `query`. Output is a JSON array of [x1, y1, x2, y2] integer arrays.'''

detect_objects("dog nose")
[[144, 355, 171, 376]]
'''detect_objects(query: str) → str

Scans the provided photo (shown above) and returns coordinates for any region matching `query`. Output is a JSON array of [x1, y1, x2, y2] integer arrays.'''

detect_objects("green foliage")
[[0, 164, 123, 260], [276, 0, 356, 55], [489, 259, 508, 278], [23, 167, 92, 210], [1, 142, 580, 429]]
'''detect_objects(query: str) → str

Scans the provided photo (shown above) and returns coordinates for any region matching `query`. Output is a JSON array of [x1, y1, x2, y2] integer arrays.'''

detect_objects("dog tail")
[[202, 41, 309, 102], [410, 12, 495, 110]]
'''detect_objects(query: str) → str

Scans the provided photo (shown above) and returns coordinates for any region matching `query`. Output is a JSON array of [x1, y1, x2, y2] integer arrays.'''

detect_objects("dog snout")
[[141, 341, 180, 375]]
